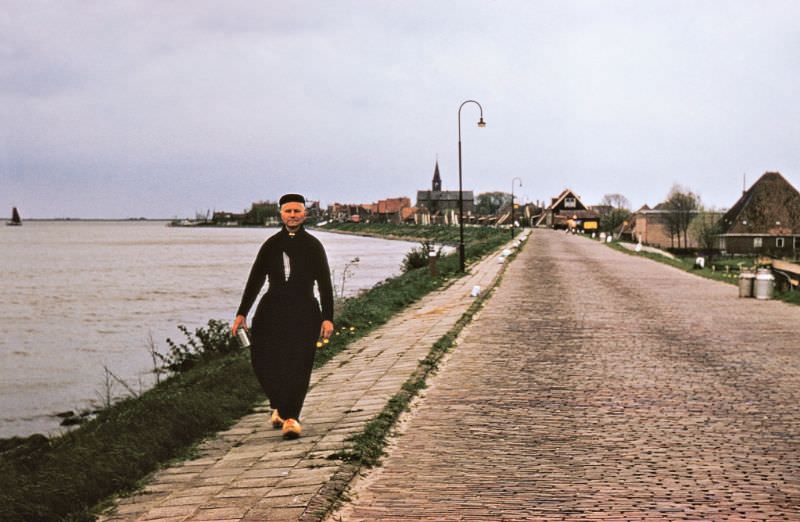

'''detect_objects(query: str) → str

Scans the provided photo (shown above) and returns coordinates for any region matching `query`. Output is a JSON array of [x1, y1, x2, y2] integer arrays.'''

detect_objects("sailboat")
[[6, 206, 22, 226]]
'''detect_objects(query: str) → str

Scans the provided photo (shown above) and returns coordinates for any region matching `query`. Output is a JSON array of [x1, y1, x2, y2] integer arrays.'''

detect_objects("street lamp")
[[511, 176, 522, 238], [457, 100, 486, 272]]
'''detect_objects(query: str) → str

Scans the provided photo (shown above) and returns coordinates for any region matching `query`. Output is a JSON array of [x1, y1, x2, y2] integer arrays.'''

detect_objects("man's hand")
[[232, 315, 246, 336], [320, 320, 334, 340]]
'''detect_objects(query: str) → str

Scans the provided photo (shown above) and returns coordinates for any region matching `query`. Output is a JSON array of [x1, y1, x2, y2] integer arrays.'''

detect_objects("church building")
[[416, 161, 475, 222]]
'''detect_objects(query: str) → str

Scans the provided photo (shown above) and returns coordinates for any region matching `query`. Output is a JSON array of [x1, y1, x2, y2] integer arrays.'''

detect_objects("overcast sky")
[[2, 1, 799, 218]]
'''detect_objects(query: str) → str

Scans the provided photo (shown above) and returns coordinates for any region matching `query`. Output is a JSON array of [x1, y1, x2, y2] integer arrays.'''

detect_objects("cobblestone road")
[[331, 230, 800, 521]]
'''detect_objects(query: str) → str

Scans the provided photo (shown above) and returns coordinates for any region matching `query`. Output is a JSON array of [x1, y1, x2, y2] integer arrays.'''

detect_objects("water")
[[0, 221, 417, 438]]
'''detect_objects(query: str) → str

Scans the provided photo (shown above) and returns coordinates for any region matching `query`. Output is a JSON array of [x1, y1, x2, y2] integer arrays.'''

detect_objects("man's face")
[[281, 202, 306, 230]]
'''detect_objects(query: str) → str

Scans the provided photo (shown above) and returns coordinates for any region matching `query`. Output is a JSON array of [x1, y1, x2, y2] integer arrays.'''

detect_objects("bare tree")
[[663, 184, 700, 248], [689, 207, 722, 254], [600, 193, 630, 210], [598, 193, 631, 234]]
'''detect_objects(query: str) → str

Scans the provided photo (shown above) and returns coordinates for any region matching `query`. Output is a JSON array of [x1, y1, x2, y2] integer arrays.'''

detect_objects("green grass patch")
[[606, 241, 746, 286], [776, 289, 800, 305], [0, 354, 261, 522], [0, 225, 509, 522], [605, 240, 800, 304], [317, 221, 515, 246]]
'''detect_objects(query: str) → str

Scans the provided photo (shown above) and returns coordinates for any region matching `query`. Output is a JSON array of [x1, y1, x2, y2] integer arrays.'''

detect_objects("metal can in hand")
[[236, 327, 252, 349]]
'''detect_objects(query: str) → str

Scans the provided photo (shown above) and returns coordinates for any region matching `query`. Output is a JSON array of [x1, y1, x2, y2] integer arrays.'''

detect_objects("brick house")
[[327, 197, 414, 224], [718, 171, 800, 257], [327, 202, 373, 222], [375, 197, 413, 224], [629, 204, 699, 248]]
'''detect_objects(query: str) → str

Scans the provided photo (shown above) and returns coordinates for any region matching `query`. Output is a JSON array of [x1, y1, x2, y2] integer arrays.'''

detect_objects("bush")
[[159, 320, 239, 373], [402, 241, 441, 272]]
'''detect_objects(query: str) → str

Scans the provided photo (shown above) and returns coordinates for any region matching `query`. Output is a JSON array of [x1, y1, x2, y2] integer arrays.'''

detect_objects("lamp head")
[[477, 117, 486, 128]]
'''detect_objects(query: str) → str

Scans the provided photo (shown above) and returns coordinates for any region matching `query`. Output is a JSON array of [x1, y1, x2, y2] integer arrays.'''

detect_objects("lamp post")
[[511, 176, 522, 238], [457, 100, 486, 272]]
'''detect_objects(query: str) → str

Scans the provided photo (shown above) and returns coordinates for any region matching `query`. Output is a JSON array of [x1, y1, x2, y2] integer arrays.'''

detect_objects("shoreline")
[[15, 218, 173, 222], [309, 225, 434, 244]]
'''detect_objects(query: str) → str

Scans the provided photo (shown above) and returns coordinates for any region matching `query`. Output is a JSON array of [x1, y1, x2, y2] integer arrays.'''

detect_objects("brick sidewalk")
[[330, 230, 800, 521], [99, 234, 524, 522]]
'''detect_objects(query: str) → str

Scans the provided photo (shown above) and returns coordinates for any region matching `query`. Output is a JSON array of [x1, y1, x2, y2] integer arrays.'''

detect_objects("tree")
[[689, 207, 722, 254], [600, 193, 630, 210], [475, 192, 511, 216], [243, 201, 279, 225], [598, 193, 631, 234], [663, 184, 700, 249]]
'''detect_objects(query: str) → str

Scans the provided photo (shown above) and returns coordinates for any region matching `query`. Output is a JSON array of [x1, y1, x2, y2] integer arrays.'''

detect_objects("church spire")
[[432, 159, 442, 192]]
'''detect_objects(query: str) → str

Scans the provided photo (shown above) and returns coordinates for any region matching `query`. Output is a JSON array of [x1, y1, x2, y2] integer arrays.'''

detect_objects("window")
[[753, 237, 763, 248], [776, 237, 785, 248], [564, 197, 576, 209], [719, 237, 726, 250]]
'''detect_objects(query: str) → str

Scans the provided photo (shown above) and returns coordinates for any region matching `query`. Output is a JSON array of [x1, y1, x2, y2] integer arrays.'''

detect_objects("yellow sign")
[[583, 221, 598, 230]]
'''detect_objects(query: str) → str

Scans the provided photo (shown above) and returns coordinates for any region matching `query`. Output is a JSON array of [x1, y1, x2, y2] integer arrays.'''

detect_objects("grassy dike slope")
[[604, 240, 800, 306], [0, 224, 509, 522]]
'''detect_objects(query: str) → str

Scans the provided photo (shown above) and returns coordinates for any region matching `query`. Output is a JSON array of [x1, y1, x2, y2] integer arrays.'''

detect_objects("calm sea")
[[0, 221, 417, 438]]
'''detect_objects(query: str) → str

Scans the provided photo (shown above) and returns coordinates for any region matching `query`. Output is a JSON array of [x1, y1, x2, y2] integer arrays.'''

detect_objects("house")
[[217, 200, 277, 226], [629, 204, 703, 249], [400, 206, 417, 223], [327, 197, 414, 224], [535, 189, 599, 231], [375, 197, 412, 224], [305, 200, 322, 221], [521, 202, 544, 228], [327, 202, 373, 223], [717, 171, 800, 257], [414, 206, 461, 226], [416, 161, 475, 224], [212, 211, 246, 225], [615, 218, 636, 242]]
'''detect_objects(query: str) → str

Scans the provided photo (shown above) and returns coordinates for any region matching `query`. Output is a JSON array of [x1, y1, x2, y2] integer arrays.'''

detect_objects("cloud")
[[2, 1, 800, 217]]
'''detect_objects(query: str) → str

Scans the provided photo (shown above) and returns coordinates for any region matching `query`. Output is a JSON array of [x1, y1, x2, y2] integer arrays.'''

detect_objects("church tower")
[[432, 160, 442, 192]]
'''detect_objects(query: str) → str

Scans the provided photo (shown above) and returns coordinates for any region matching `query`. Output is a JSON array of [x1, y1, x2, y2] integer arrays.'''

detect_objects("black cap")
[[279, 193, 306, 206]]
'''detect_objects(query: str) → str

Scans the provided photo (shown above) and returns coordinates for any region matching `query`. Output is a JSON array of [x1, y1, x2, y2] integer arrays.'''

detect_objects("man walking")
[[232, 194, 334, 439]]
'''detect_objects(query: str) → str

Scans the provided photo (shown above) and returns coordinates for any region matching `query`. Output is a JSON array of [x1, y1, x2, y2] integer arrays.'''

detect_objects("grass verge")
[[315, 221, 510, 248], [0, 225, 509, 522], [605, 240, 800, 306]]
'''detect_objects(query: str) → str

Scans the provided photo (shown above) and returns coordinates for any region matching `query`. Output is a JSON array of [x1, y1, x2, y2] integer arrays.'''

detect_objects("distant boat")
[[6, 207, 22, 226]]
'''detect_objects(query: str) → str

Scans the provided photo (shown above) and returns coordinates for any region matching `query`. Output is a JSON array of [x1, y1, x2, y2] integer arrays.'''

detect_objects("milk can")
[[738, 271, 755, 298], [753, 269, 775, 300]]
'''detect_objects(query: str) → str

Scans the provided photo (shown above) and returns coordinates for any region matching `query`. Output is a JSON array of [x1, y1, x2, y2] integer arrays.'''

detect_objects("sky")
[[2, 1, 800, 219]]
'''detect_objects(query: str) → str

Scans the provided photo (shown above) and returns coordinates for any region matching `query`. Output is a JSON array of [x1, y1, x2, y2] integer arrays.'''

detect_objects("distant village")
[[185, 163, 800, 260]]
